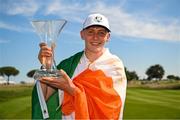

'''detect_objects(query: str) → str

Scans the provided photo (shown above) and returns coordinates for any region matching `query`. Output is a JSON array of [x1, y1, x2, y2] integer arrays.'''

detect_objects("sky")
[[0, 0, 180, 83]]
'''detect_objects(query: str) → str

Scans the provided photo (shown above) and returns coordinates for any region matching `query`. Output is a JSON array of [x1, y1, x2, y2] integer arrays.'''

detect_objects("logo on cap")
[[94, 16, 103, 22]]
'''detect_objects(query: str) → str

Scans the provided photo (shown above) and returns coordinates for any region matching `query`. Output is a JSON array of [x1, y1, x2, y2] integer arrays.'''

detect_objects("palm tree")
[[0, 66, 19, 85], [146, 64, 165, 80]]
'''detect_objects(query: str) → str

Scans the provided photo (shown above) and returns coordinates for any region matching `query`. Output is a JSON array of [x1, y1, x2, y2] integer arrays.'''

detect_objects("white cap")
[[83, 13, 110, 32]]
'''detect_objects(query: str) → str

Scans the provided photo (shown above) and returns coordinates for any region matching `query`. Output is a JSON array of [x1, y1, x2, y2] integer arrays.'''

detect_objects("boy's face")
[[80, 26, 110, 54]]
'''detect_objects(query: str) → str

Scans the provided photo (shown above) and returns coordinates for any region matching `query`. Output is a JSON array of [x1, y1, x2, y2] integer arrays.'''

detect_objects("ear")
[[80, 30, 85, 40], [106, 33, 110, 42]]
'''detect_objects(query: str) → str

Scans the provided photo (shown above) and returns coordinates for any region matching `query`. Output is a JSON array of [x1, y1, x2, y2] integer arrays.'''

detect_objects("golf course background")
[[0, 82, 180, 119]]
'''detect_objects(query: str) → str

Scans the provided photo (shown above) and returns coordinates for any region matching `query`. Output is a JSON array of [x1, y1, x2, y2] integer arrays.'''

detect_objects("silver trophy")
[[31, 19, 67, 80]]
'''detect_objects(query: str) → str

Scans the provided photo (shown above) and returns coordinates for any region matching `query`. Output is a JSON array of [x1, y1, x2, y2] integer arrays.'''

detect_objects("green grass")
[[0, 85, 32, 119], [0, 85, 180, 119], [124, 88, 180, 119], [0, 96, 31, 119]]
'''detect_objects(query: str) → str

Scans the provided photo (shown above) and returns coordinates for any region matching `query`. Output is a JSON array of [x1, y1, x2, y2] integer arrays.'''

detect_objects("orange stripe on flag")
[[62, 69, 122, 119]]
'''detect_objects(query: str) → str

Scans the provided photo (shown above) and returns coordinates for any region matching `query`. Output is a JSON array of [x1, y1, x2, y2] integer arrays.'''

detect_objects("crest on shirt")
[[94, 16, 103, 23]]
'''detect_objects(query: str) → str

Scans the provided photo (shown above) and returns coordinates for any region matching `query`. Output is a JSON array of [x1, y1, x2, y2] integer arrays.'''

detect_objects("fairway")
[[0, 85, 180, 119], [0, 85, 32, 119], [0, 96, 31, 118], [124, 88, 180, 119]]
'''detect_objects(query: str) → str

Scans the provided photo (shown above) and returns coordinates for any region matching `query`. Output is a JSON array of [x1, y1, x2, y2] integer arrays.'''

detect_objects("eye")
[[86, 30, 94, 35], [98, 31, 107, 37], [88, 30, 93, 34]]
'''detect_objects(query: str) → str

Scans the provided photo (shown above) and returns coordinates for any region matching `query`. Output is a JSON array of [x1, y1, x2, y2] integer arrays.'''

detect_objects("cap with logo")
[[83, 13, 110, 32]]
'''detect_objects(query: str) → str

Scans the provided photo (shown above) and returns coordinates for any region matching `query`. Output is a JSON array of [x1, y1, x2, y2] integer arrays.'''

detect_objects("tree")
[[145, 64, 165, 80], [0, 66, 19, 85], [125, 67, 139, 81], [20, 81, 26, 84], [27, 69, 37, 78], [0, 68, 3, 76], [167, 75, 180, 80], [128, 71, 139, 80]]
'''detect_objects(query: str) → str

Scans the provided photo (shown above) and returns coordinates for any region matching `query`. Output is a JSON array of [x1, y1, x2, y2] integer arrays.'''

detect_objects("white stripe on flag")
[[36, 81, 49, 119]]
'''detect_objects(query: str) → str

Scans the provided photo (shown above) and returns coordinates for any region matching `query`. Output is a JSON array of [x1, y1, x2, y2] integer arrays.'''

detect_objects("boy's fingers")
[[39, 42, 46, 47], [59, 69, 70, 80]]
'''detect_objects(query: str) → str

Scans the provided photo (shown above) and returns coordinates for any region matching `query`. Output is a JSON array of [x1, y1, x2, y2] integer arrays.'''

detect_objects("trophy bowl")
[[31, 19, 67, 80]]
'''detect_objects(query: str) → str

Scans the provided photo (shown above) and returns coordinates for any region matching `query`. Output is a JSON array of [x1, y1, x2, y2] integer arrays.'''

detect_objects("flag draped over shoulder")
[[61, 49, 127, 119], [31, 51, 83, 119]]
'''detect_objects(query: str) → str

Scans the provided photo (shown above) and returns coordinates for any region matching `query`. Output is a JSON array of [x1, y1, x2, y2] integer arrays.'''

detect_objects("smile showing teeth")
[[91, 42, 100, 46]]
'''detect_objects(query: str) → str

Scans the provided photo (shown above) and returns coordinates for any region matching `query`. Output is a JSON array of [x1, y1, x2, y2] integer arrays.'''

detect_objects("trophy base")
[[33, 69, 61, 80]]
